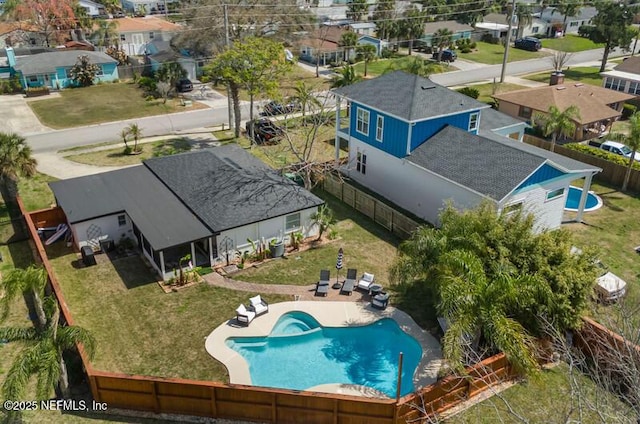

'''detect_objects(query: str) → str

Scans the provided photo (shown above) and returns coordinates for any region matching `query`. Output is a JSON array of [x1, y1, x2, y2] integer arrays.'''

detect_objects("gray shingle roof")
[[479, 107, 526, 132], [49, 166, 211, 250], [14, 50, 116, 75], [144, 145, 324, 233], [333, 71, 490, 122]]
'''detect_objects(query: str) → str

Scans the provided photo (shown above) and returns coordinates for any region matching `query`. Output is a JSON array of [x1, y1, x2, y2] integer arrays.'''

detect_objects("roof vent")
[[574, 83, 584, 87], [421, 85, 436, 90], [556, 86, 566, 90]]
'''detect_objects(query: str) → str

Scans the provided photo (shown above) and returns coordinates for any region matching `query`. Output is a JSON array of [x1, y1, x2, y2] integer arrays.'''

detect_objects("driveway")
[[0, 94, 51, 134]]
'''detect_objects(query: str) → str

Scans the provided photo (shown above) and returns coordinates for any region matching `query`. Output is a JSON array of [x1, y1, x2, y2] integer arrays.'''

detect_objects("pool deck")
[[205, 301, 443, 399]]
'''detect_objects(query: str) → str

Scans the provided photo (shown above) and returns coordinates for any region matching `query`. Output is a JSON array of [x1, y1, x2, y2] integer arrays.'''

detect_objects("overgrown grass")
[[523, 66, 603, 86], [457, 41, 549, 64], [235, 192, 399, 286], [17, 173, 57, 211], [448, 364, 636, 423], [352, 56, 454, 78], [541, 34, 605, 52], [65, 137, 194, 167], [28, 83, 207, 129], [47, 243, 290, 380]]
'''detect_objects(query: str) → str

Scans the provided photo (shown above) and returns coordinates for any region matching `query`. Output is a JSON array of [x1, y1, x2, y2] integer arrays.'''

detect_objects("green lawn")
[[462, 82, 527, 104], [524, 66, 603, 86], [17, 173, 57, 212], [541, 34, 605, 52], [448, 364, 636, 423], [458, 41, 549, 64], [28, 83, 206, 129], [352, 56, 454, 78]]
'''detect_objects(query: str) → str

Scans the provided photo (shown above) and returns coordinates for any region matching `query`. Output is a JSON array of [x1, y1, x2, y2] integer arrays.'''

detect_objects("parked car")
[[112, 11, 125, 18], [600, 140, 640, 162], [176, 78, 193, 93], [245, 119, 285, 144], [432, 49, 457, 62], [261, 101, 300, 116], [514, 37, 541, 51]]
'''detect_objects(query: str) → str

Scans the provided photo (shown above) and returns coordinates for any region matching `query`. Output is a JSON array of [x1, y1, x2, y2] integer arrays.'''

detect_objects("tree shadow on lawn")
[[107, 254, 158, 290]]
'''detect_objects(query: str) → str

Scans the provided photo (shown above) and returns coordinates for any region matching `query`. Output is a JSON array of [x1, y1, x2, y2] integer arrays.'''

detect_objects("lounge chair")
[[249, 295, 269, 316], [316, 269, 330, 296], [236, 304, 256, 326], [371, 292, 389, 309], [340, 268, 357, 295], [357, 272, 375, 292]]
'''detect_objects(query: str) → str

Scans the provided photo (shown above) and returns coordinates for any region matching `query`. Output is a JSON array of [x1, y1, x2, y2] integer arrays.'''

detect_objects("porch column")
[[334, 96, 341, 162], [576, 173, 593, 223], [191, 242, 196, 267], [208, 237, 214, 267], [159, 250, 165, 276]]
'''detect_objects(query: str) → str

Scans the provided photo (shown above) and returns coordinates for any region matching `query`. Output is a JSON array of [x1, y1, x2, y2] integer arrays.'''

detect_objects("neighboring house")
[[601, 56, 640, 96], [540, 6, 597, 37], [297, 26, 348, 65], [349, 22, 376, 36], [481, 13, 547, 38], [6, 47, 118, 89], [493, 80, 635, 141], [357, 35, 387, 56], [49, 146, 323, 280], [146, 48, 196, 80], [121, 0, 179, 15], [332, 71, 601, 230], [79, 0, 106, 17], [100, 16, 183, 56], [421, 21, 474, 46], [0, 23, 46, 49]]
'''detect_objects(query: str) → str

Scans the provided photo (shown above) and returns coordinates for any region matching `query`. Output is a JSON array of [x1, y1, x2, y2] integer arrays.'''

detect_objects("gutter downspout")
[[406, 122, 414, 156]]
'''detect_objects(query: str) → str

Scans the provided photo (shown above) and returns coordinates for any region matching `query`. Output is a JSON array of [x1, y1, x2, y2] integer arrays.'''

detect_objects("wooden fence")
[[524, 135, 640, 192], [322, 174, 421, 239], [19, 201, 515, 423]]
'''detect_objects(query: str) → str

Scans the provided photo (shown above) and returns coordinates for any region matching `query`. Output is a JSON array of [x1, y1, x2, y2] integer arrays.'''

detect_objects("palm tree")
[[126, 123, 142, 153], [0, 265, 48, 327], [1, 296, 96, 406], [330, 65, 362, 89], [288, 81, 320, 120], [338, 31, 358, 63], [610, 111, 640, 191], [390, 56, 440, 78], [120, 128, 130, 150], [310, 205, 336, 241], [554, 0, 583, 35], [356, 44, 377, 77], [0, 132, 37, 204], [401, 5, 426, 55], [432, 28, 453, 62], [515, 3, 534, 39], [91, 19, 119, 48], [534, 105, 580, 152]]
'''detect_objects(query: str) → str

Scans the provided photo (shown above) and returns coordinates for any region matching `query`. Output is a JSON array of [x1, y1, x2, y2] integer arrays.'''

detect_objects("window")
[[95, 67, 104, 76], [356, 107, 370, 136], [149, 32, 155, 39], [629, 81, 640, 95], [546, 188, 565, 201], [376, 115, 384, 142], [120, 34, 126, 41], [285, 213, 300, 231], [532, 26, 539, 33], [518, 106, 532, 119], [503, 201, 523, 215], [356, 152, 367, 174], [569, 22, 579, 27], [469, 112, 479, 131], [117, 214, 127, 226], [606, 78, 625, 91], [28, 76, 38, 83]]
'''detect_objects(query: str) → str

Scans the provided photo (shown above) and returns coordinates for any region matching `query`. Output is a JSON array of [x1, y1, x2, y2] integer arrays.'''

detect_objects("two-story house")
[[332, 71, 601, 230], [99, 16, 183, 56]]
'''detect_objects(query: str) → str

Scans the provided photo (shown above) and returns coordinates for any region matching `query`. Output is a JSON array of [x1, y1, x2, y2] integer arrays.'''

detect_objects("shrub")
[[481, 33, 500, 44], [460, 47, 472, 53], [145, 95, 155, 101], [137, 76, 157, 92], [622, 103, 637, 119], [380, 47, 394, 58], [469, 41, 477, 49], [457, 86, 480, 99], [199, 75, 211, 83], [123, 146, 132, 155], [564, 143, 640, 170]]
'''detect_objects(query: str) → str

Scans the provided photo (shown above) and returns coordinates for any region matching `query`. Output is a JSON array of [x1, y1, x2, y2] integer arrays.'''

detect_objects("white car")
[[600, 140, 640, 162]]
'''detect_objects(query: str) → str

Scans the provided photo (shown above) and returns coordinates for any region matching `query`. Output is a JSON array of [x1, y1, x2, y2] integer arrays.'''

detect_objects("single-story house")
[[78, 0, 106, 17], [481, 13, 548, 39], [296, 26, 349, 65], [601, 56, 640, 96], [98, 16, 183, 56], [0, 22, 46, 49], [6, 47, 118, 89], [357, 35, 387, 56], [49, 146, 324, 280], [332, 71, 601, 230], [421, 21, 474, 46], [540, 6, 597, 37], [349, 22, 376, 36], [493, 79, 635, 141], [144, 40, 200, 80]]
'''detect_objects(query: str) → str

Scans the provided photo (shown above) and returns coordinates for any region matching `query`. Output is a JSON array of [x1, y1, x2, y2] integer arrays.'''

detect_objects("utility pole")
[[500, 0, 517, 83], [223, 4, 234, 132]]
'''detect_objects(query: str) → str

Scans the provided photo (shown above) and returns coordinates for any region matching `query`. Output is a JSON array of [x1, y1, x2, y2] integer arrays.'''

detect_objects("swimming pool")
[[225, 311, 423, 397], [564, 186, 603, 212]]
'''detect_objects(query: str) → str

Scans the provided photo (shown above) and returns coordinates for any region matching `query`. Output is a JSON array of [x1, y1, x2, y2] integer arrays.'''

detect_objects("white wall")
[[71, 213, 134, 249], [346, 138, 488, 225]]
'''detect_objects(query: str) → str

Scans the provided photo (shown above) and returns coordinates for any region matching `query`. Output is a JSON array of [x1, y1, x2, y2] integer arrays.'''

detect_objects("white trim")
[[545, 187, 565, 202], [356, 107, 370, 136], [376, 115, 384, 142], [468, 112, 479, 131]]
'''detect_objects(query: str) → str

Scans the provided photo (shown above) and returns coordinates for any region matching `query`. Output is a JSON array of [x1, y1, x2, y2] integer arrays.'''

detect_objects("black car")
[[514, 37, 541, 51], [245, 119, 285, 144], [432, 49, 457, 62], [261, 101, 299, 116], [176, 78, 193, 93]]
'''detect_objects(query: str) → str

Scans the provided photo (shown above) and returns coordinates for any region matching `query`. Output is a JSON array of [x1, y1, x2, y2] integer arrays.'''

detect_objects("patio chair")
[[357, 272, 375, 292], [340, 268, 357, 295], [249, 295, 269, 316], [371, 292, 389, 310], [316, 269, 330, 297], [236, 304, 256, 327]]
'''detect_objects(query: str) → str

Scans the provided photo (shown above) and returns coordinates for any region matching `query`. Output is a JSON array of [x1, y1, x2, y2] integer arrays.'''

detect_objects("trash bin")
[[81, 246, 96, 266], [271, 240, 285, 258]]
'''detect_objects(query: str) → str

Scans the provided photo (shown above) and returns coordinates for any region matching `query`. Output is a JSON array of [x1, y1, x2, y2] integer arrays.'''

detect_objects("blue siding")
[[516, 164, 567, 191], [100, 63, 119, 81], [349, 102, 408, 158], [410, 110, 480, 150]]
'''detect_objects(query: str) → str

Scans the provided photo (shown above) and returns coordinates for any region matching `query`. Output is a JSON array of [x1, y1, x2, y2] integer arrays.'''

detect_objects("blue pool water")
[[564, 186, 602, 211], [226, 311, 423, 397]]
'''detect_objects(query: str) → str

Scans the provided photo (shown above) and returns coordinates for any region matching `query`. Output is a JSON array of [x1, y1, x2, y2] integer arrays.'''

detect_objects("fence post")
[[210, 387, 217, 416]]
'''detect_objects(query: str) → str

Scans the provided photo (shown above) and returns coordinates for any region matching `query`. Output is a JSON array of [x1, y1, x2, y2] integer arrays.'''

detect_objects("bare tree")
[[551, 51, 573, 72]]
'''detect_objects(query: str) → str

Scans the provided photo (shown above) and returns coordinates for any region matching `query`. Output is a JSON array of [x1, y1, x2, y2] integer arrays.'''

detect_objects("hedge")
[[564, 143, 640, 170]]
